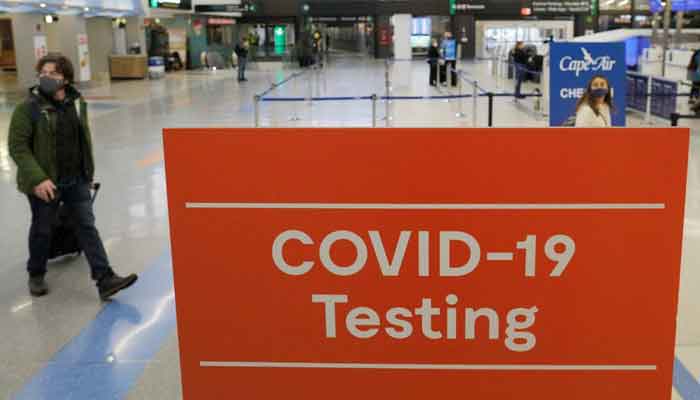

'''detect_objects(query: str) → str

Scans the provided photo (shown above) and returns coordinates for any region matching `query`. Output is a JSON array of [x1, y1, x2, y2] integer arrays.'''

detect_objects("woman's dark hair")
[[35, 54, 74, 84], [575, 75, 614, 116]]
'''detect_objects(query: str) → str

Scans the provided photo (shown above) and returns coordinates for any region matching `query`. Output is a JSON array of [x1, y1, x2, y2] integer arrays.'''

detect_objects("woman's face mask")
[[591, 87, 609, 99], [38, 76, 65, 97]]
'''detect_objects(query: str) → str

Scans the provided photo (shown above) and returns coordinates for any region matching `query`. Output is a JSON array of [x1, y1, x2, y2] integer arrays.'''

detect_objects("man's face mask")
[[39, 76, 65, 97]]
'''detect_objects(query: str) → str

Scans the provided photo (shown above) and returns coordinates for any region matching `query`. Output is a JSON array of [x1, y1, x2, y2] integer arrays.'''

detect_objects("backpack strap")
[[28, 97, 42, 129]]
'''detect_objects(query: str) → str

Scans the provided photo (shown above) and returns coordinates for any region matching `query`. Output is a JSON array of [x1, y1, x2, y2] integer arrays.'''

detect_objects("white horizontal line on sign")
[[185, 203, 666, 210], [487, 252, 515, 261], [199, 361, 657, 371]]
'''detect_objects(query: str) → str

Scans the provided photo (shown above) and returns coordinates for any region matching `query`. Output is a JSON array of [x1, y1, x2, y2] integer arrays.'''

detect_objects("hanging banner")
[[33, 35, 47, 61], [164, 128, 688, 399], [77, 34, 91, 82], [549, 42, 626, 126]]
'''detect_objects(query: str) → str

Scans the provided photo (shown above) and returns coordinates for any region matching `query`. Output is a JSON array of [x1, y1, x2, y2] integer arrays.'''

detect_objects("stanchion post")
[[671, 112, 680, 126], [488, 93, 494, 127], [385, 59, 391, 95], [371, 94, 377, 128], [254, 94, 261, 128], [385, 58, 391, 106], [307, 70, 314, 125], [384, 60, 391, 126], [456, 74, 465, 118], [385, 96, 391, 128], [307, 70, 313, 106], [472, 80, 478, 127], [645, 76, 652, 125], [290, 73, 301, 122]]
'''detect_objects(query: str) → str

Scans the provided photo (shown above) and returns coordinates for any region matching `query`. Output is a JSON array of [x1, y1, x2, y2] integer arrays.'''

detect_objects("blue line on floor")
[[12, 250, 177, 400], [674, 356, 700, 399]]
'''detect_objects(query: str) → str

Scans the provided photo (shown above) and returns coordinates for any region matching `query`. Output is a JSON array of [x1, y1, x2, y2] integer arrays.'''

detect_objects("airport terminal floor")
[[1, 53, 700, 399]]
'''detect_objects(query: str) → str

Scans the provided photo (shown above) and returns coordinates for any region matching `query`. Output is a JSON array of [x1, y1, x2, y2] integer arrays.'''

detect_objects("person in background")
[[312, 31, 323, 68], [8, 54, 138, 300], [513, 41, 529, 99], [234, 39, 249, 82], [687, 49, 700, 104], [428, 38, 440, 86], [440, 32, 458, 87], [575, 75, 613, 127]]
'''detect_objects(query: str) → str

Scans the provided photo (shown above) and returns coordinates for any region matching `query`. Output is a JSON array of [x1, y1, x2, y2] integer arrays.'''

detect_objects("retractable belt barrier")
[[253, 67, 546, 128], [255, 92, 544, 128], [670, 113, 700, 126], [257, 70, 308, 98]]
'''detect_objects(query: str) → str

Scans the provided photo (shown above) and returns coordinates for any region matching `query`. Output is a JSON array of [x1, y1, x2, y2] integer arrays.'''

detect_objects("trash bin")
[[148, 56, 165, 79]]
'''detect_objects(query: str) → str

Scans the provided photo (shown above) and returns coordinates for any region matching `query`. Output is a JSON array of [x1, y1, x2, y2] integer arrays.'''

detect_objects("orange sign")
[[164, 128, 688, 399]]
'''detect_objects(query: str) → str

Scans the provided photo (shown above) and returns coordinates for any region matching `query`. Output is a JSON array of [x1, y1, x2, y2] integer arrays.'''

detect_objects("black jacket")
[[513, 47, 529, 65], [428, 45, 440, 63], [235, 45, 248, 58]]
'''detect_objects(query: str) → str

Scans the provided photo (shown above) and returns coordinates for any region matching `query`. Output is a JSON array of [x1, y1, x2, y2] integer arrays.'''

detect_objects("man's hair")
[[35, 54, 75, 83]]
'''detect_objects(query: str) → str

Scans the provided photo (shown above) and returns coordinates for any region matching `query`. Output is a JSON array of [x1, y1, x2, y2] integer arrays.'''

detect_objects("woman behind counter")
[[575, 75, 613, 127]]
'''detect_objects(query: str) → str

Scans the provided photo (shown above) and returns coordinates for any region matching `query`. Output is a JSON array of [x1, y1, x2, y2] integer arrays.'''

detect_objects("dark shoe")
[[242, 78, 248, 81], [29, 275, 49, 297], [693, 102, 700, 114], [98, 273, 138, 301]]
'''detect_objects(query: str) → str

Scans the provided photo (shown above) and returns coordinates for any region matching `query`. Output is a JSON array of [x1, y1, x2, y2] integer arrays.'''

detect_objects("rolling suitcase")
[[48, 182, 101, 260]]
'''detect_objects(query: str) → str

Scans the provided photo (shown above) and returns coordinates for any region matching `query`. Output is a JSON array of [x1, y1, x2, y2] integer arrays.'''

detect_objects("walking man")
[[8, 54, 138, 300]]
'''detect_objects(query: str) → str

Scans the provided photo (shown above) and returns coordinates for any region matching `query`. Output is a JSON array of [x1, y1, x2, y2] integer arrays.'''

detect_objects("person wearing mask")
[[8, 54, 138, 300], [428, 38, 440, 86], [575, 75, 613, 127], [440, 32, 458, 87], [513, 41, 529, 99], [234, 39, 249, 82]]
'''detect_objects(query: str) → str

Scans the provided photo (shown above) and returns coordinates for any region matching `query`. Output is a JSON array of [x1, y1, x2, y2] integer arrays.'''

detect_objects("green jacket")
[[8, 86, 95, 194]]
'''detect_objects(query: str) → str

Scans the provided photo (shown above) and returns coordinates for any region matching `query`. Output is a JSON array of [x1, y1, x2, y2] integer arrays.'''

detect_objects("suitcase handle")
[[91, 182, 101, 204]]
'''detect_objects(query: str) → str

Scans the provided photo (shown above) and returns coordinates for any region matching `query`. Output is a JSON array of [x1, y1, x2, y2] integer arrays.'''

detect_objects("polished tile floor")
[[0, 53, 699, 399]]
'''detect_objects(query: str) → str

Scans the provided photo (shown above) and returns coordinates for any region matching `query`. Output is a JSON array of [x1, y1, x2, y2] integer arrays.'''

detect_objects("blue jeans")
[[27, 177, 112, 281], [514, 63, 526, 98], [238, 57, 247, 80]]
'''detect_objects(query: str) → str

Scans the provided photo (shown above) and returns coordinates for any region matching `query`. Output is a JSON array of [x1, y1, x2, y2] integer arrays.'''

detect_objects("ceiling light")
[[84, 7, 89, 11], [39, 3, 46, 7]]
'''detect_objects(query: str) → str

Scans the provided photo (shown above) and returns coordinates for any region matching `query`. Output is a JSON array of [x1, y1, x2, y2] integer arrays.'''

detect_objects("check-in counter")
[[109, 55, 147, 79]]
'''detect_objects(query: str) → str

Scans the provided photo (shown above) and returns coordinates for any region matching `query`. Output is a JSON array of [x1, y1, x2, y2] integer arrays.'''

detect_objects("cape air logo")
[[559, 47, 616, 77]]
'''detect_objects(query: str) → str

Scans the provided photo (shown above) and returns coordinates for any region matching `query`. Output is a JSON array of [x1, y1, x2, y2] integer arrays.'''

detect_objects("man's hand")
[[33, 180, 57, 203]]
